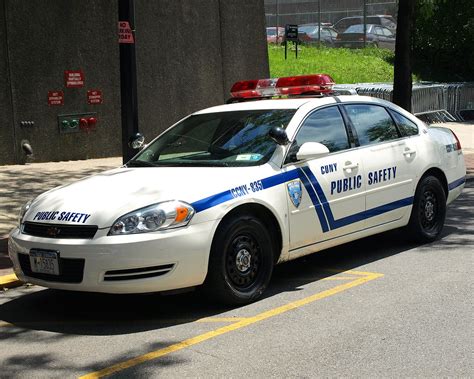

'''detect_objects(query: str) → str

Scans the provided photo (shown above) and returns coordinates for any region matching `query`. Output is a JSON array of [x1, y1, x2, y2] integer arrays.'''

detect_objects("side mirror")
[[129, 133, 145, 150], [269, 126, 289, 145], [296, 142, 330, 160]]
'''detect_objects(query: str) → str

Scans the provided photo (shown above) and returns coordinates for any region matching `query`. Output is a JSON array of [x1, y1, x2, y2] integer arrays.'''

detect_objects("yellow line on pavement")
[[0, 273, 21, 288], [322, 276, 359, 281], [79, 270, 383, 379], [196, 317, 249, 323]]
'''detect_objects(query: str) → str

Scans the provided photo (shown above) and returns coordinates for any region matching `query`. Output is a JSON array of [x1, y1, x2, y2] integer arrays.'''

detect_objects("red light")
[[230, 79, 259, 98], [230, 74, 335, 99], [88, 117, 97, 127], [276, 74, 335, 95], [79, 118, 89, 130]]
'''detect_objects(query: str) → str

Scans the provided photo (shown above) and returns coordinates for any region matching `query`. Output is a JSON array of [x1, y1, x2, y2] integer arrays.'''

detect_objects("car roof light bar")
[[230, 74, 335, 99]]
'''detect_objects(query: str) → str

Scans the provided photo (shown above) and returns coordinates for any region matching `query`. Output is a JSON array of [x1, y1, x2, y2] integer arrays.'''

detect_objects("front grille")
[[22, 222, 98, 239], [104, 264, 174, 281], [18, 253, 85, 283]]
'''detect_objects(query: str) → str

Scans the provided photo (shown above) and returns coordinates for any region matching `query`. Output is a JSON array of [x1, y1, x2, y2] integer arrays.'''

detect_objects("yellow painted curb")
[[0, 273, 22, 289]]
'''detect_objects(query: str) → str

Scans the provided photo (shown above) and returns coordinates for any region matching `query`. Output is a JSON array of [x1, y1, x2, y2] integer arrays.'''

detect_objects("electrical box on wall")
[[58, 113, 97, 134]]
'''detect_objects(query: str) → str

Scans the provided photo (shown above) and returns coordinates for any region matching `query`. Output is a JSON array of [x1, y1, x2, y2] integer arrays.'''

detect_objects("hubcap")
[[226, 234, 261, 289], [236, 249, 251, 272], [420, 189, 438, 230], [424, 200, 435, 221]]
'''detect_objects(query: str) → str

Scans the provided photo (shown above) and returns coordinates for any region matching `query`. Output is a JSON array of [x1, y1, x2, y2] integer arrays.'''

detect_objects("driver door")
[[284, 106, 366, 252]]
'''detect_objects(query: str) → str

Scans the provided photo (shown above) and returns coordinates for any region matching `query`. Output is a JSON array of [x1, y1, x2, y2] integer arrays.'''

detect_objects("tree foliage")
[[414, 0, 474, 81]]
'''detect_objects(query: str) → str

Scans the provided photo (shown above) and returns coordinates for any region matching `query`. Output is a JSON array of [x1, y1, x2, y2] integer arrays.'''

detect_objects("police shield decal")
[[287, 180, 302, 208]]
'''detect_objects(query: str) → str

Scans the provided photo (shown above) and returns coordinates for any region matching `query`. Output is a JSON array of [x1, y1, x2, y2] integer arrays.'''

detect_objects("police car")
[[9, 74, 466, 304]]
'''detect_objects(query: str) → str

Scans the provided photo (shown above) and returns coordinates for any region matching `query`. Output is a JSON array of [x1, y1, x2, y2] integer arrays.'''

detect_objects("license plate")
[[30, 250, 60, 275]]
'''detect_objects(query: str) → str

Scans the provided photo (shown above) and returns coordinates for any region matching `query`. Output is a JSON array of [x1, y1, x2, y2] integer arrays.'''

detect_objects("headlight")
[[18, 200, 32, 225], [109, 201, 195, 235]]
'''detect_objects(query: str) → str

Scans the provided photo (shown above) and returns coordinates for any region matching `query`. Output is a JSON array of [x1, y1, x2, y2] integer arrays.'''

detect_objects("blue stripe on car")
[[192, 166, 420, 231], [448, 177, 465, 191]]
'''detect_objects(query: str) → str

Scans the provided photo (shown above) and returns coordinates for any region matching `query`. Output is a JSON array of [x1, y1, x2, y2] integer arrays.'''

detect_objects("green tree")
[[413, 0, 474, 81]]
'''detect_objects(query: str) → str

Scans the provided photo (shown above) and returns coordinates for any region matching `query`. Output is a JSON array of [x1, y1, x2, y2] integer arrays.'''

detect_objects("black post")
[[363, 0, 367, 48], [393, 0, 415, 112], [119, 0, 139, 164], [318, 0, 321, 47]]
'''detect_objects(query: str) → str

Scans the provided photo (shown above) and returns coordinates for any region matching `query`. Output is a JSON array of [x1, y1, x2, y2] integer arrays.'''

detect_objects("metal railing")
[[333, 82, 474, 122]]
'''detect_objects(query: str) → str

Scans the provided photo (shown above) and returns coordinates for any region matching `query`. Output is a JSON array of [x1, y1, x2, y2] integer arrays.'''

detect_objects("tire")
[[407, 175, 446, 243], [205, 214, 274, 305]]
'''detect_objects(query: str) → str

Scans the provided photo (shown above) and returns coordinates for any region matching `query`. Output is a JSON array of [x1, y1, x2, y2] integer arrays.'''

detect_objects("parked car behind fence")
[[333, 15, 397, 35], [335, 24, 396, 51], [298, 24, 339, 47]]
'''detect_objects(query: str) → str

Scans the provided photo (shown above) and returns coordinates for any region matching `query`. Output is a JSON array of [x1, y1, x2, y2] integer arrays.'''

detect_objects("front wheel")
[[205, 215, 274, 305], [407, 175, 446, 243]]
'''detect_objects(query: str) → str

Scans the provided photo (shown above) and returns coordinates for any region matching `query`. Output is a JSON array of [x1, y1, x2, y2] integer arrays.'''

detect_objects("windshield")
[[128, 109, 296, 167], [299, 26, 318, 34]]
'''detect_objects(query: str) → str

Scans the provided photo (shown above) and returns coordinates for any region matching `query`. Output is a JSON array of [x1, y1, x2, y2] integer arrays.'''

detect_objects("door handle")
[[343, 161, 359, 172], [403, 148, 416, 157]]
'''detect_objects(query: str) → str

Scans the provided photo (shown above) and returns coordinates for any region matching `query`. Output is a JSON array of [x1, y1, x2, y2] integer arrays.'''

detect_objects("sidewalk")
[[1, 121, 473, 287]]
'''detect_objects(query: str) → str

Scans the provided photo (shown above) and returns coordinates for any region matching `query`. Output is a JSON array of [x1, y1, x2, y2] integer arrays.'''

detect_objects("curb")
[[0, 273, 22, 289]]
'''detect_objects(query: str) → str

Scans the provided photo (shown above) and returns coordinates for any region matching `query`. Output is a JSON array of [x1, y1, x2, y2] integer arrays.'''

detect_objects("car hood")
[[23, 165, 273, 228]]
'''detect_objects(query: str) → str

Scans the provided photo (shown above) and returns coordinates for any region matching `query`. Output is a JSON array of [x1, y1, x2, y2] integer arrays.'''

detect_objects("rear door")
[[343, 103, 420, 227]]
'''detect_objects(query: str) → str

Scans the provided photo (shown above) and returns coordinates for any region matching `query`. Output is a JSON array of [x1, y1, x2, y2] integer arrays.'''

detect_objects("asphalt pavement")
[[0, 181, 472, 377], [0, 121, 473, 283]]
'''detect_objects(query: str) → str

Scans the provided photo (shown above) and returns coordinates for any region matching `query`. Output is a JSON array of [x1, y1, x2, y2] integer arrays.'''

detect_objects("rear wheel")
[[205, 214, 274, 305], [407, 175, 446, 243]]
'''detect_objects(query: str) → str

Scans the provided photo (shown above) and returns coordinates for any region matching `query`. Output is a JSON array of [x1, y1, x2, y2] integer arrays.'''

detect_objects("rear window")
[[390, 111, 419, 136]]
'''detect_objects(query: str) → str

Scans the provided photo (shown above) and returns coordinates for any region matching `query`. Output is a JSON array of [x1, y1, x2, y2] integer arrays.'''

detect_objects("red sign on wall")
[[87, 90, 103, 105], [118, 21, 135, 44], [65, 70, 84, 88], [48, 91, 64, 106]]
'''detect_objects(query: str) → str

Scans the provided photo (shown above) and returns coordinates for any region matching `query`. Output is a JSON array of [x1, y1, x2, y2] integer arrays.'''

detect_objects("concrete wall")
[[3, 0, 121, 164], [0, 2, 16, 164], [0, 0, 269, 164]]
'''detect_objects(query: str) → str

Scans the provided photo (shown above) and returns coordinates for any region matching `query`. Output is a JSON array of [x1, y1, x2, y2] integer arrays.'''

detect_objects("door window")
[[390, 110, 419, 136], [344, 104, 400, 146], [286, 106, 350, 163]]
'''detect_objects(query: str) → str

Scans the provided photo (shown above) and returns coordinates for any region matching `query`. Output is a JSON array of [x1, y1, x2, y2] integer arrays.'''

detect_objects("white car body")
[[8, 95, 466, 298]]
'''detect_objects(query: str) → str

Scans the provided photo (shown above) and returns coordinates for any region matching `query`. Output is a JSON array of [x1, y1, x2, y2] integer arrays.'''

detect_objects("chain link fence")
[[265, 0, 398, 27]]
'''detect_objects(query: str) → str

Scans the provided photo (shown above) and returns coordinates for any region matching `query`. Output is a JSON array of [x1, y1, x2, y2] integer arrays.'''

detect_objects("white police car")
[[9, 74, 466, 304]]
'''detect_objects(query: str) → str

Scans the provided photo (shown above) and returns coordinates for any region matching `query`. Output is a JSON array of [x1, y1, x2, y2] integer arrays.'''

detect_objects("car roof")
[[194, 99, 321, 114], [337, 15, 393, 21], [193, 95, 389, 115]]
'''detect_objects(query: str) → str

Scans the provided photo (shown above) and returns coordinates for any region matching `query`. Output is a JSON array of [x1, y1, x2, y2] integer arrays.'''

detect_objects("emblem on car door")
[[287, 180, 303, 208]]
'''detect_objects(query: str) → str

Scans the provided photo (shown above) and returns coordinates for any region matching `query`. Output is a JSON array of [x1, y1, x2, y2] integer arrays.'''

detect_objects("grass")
[[268, 44, 399, 84]]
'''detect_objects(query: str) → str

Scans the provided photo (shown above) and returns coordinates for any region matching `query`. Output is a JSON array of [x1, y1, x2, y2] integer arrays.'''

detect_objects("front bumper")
[[8, 221, 216, 294]]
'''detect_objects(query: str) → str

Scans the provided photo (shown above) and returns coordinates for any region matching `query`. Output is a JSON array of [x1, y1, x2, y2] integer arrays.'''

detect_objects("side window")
[[374, 26, 384, 36], [390, 110, 419, 136], [344, 104, 400, 146], [286, 106, 350, 162], [382, 27, 393, 37], [320, 29, 330, 37]]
